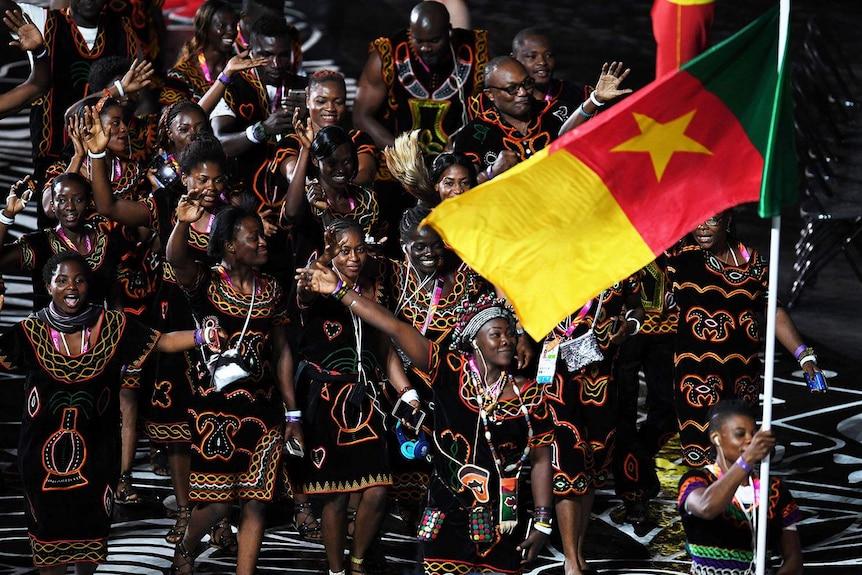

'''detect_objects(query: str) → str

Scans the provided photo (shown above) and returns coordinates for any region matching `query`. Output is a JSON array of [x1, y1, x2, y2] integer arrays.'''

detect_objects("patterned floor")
[[1, 1, 861, 574]]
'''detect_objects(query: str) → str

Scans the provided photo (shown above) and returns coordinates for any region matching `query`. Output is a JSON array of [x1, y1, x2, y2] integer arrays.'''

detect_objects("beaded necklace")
[[478, 378, 533, 475], [196, 51, 213, 84]]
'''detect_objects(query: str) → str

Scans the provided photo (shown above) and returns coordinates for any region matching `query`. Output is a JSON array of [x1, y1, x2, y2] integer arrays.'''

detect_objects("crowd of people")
[[0, 1, 822, 575]]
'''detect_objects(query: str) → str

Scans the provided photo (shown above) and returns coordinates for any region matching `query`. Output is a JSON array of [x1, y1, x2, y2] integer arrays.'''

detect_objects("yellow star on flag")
[[611, 110, 712, 181]]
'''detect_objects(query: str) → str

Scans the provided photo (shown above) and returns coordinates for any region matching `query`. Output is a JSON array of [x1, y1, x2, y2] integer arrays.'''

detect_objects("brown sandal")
[[166, 505, 191, 544], [209, 516, 238, 553]]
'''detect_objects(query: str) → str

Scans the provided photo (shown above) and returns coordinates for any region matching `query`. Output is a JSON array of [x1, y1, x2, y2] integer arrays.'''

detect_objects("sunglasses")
[[487, 76, 536, 96]]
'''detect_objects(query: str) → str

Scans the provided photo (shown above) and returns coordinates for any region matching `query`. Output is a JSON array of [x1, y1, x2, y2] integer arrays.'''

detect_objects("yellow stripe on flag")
[[424, 148, 655, 339]]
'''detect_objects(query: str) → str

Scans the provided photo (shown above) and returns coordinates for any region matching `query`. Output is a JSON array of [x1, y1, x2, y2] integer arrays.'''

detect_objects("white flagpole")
[[755, 2, 790, 574]]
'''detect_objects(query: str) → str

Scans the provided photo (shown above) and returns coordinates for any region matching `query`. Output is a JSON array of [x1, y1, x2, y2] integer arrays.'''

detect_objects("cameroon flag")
[[425, 7, 796, 339]]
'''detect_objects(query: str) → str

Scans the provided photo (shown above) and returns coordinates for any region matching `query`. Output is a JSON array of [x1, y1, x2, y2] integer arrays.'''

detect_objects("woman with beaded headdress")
[[297, 258, 554, 575]]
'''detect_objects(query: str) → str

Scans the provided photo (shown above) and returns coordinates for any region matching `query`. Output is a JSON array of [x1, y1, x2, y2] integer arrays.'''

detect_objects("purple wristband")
[[194, 329, 204, 347], [331, 278, 344, 296], [793, 344, 808, 359], [218, 72, 231, 85], [735, 456, 752, 473]]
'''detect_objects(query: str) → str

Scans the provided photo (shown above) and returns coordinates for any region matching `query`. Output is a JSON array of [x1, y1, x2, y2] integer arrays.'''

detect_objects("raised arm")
[[559, 61, 632, 136], [297, 261, 433, 372], [0, 9, 50, 119], [198, 51, 267, 114], [79, 108, 152, 227], [0, 176, 32, 270], [279, 113, 314, 222], [353, 50, 395, 149], [682, 428, 775, 519], [165, 195, 205, 289], [64, 58, 154, 120]]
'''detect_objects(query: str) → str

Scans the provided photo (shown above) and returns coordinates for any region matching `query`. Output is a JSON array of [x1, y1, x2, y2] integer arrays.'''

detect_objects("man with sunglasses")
[[454, 56, 630, 184]]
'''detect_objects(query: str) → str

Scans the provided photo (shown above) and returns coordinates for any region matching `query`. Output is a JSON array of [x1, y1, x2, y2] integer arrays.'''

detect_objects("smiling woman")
[[0, 172, 132, 314], [666, 210, 825, 468], [160, 0, 239, 104], [280, 125, 385, 268], [0, 252, 198, 573]]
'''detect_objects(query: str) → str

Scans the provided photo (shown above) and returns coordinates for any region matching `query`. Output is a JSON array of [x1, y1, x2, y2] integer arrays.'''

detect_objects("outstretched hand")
[[294, 109, 314, 148], [295, 260, 339, 295], [224, 49, 268, 76], [66, 115, 87, 158], [4, 9, 44, 53], [592, 61, 632, 105], [120, 58, 154, 95], [5, 175, 34, 216], [175, 192, 206, 223], [81, 106, 109, 154]]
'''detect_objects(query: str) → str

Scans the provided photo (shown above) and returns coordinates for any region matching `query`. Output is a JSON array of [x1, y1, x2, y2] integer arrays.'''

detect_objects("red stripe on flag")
[[551, 71, 762, 255]]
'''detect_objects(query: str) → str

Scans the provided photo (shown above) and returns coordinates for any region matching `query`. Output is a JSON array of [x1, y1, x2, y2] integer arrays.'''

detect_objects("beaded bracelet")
[[735, 456, 752, 473], [576, 103, 594, 119], [332, 284, 350, 301]]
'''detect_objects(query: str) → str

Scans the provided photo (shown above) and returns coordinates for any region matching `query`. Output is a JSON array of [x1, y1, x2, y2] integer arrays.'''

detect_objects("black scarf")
[[32, 302, 103, 333]]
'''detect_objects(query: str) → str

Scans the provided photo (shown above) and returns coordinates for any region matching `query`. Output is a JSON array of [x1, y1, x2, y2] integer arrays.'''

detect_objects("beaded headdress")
[[451, 294, 516, 352]]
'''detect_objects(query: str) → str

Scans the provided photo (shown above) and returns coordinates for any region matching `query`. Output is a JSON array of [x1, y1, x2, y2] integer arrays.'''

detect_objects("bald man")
[[454, 56, 631, 183], [353, 0, 488, 154]]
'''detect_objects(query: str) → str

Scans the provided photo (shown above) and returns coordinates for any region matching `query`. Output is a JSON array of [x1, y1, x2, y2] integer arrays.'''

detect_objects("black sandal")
[[293, 501, 322, 542], [166, 505, 191, 544], [209, 517, 238, 553], [115, 471, 140, 504], [170, 539, 203, 575]]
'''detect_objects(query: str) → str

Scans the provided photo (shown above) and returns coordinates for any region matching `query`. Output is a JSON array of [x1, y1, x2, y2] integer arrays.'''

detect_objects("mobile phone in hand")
[[285, 437, 304, 457], [392, 396, 426, 430]]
